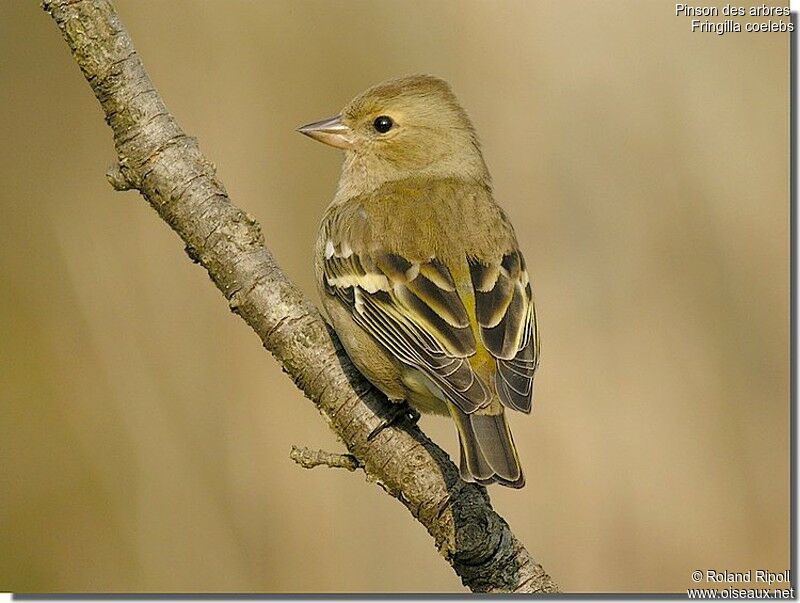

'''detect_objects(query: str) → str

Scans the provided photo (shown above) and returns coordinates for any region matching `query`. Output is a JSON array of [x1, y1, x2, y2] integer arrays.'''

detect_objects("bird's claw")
[[368, 402, 419, 441]]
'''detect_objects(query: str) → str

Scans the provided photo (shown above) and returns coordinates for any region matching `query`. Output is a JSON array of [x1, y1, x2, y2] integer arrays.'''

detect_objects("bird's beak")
[[297, 115, 355, 150]]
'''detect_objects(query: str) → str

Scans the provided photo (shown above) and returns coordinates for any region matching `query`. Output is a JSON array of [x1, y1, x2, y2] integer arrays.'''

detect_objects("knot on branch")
[[106, 160, 137, 191]]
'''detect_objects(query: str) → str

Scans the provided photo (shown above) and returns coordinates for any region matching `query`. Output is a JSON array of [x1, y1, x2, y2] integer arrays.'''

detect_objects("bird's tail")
[[448, 403, 525, 488]]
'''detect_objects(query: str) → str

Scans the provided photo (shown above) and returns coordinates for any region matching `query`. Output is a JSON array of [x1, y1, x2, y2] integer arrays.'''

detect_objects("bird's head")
[[298, 75, 489, 189]]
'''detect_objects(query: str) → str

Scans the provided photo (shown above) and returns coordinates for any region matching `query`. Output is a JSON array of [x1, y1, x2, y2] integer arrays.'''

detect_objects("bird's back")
[[329, 177, 516, 264]]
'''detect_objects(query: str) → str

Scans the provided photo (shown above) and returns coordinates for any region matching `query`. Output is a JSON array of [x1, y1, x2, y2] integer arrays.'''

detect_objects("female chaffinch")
[[299, 75, 539, 488]]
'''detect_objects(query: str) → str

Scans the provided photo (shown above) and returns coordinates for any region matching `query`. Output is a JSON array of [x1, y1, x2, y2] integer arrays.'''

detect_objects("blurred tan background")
[[0, 0, 789, 594]]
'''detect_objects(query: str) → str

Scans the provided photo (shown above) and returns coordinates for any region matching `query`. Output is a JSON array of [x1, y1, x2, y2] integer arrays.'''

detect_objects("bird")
[[298, 75, 539, 488]]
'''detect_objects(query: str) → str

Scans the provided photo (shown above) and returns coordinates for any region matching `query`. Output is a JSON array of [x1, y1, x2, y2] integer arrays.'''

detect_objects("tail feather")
[[449, 403, 525, 489], [457, 429, 494, 482]]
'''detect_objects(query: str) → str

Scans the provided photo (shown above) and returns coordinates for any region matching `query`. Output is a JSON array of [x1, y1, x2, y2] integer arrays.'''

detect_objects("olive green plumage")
[[301, 75, 540, 488]]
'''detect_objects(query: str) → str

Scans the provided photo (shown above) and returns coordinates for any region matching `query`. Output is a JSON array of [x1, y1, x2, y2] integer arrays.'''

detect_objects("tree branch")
[[42, 0, 559, 593]]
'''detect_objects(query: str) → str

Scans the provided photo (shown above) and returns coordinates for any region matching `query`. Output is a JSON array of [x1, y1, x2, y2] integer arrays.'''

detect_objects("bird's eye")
[[373, 115, 394, 133]]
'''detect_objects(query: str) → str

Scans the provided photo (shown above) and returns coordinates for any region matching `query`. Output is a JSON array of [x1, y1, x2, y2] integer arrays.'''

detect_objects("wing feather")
[[469, 252, 540, 413], [324, 248, 489, 414], [323, 231, 539, 416]]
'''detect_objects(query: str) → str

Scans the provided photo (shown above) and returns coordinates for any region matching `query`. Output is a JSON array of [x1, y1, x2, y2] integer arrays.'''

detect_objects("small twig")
[[290, 445, 362, 471]]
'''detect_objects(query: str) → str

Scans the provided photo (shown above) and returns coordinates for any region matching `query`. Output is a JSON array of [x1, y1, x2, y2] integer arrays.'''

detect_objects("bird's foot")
[[368, 401, 419, 441]]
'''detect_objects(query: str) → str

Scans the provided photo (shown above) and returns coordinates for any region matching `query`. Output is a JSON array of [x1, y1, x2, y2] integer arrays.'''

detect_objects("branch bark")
[[42, 0, 559, 593]]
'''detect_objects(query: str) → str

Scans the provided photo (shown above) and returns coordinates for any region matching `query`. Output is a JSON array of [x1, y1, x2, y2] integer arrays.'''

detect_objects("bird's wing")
[[323, 244, 490, 414], [468, 250, 539, 413]]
